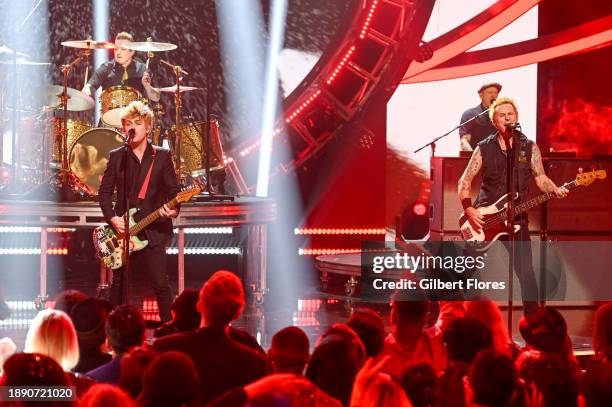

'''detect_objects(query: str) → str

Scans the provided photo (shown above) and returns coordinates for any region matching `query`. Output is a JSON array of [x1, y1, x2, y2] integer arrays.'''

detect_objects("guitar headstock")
[[576, 169, 607, 186], [176, 183, 202, 203]]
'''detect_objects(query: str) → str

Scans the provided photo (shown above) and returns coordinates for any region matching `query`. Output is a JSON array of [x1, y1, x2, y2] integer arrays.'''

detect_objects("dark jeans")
[[463, 223, 539, 315], [499, 224, 539, 315], [110, 244, 173, 322]]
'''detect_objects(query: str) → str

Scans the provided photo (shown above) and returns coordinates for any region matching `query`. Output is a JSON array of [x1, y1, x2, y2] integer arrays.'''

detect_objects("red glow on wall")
[[545, 98, 612, 156]]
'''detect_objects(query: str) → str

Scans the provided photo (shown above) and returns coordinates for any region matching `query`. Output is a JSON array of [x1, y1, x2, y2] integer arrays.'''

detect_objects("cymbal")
[[41, 85, 95, 111], [158, 85, 200, 93], [0, 57, 50, 66], [123, 41, 177, 52], [0, 45, 29, 58], [61, 40, 114, 49]]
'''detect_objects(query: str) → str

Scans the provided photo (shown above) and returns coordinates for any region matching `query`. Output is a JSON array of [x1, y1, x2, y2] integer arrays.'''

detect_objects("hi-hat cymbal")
[[41, 85, 95, 111], [0, 45, 29, 58], [158, 85, 200, 93], [123, 41, 177, 52], [0, 57, 50, 66], [61, 40, 114, 49]]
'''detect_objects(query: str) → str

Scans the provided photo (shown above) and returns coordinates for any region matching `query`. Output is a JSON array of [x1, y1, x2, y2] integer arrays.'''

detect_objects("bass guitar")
[[459, 170, 606, 251]]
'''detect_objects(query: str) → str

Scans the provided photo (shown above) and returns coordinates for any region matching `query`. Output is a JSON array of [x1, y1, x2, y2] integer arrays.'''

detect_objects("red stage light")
[[413, 203, 427, 217], [294, 227, 386, 235]]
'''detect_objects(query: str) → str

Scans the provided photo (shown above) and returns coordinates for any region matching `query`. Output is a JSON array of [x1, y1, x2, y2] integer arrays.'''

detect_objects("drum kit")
[[0, 37, 227, 199]]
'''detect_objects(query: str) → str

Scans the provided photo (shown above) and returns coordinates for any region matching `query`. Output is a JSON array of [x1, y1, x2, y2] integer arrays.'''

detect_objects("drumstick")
[[83, 65, 89, 89]]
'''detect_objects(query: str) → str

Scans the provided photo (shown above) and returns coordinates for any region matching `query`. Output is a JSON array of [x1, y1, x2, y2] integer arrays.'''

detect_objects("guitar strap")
[[137, 147, 157, 201]]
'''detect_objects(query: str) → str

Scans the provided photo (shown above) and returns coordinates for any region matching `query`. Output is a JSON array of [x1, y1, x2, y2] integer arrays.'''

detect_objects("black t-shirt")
[[87, 58, 146, 96], [459, 104, 497, 149]]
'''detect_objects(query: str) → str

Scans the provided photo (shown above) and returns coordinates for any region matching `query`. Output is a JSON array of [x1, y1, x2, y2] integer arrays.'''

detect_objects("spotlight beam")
[[256, 0, 288, 197], [93, 0, 109, 124]]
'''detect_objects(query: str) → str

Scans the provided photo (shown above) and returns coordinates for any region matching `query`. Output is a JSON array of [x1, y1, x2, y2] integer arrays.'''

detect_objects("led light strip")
[[0, 248, 68, 255], [166, 247, 242, 255], [298, 248, 362, 256], [326, 46, 356, 85], [359, 0, 380, 39], [285, 90, 323, 124], [294, 227, 386, 235], [172, 227, 233, 234]]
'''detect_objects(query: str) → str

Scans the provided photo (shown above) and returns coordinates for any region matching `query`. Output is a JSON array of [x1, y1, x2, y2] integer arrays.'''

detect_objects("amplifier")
[[429, 156, 612, 233]]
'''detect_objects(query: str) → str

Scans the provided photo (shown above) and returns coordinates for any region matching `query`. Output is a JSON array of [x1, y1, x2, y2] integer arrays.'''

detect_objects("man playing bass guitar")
[[457, 96, 568, 314], [99, 100, 178, 321]]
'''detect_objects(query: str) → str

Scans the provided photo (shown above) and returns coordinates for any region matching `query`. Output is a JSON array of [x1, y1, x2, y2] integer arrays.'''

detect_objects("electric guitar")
[[94, 183, 202, 269], [459, 170, 607, 251]]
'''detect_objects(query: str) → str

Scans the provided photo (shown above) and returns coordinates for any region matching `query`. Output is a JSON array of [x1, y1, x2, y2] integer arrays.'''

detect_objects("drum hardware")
[[60, 40, 114, 50], [159, 59, 190, 183], [25, 40, 97, 199], [40, 85, 95, 112], [122, 40, 178, 53], [158, 85, 201, 93]]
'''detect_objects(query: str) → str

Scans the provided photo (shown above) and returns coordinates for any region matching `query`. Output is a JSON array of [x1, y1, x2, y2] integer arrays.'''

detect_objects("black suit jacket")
[[153, 327, 270, 404], [99, 143, 179, 247]]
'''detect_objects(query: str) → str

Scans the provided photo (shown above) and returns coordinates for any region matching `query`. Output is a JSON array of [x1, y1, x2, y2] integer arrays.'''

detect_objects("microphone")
[[505, 122, 520, 130], [127, 128, 135, 140]]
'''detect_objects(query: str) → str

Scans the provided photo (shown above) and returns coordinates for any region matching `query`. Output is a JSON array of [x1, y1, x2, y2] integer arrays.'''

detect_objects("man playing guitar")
[[98, 100, 178, 321], [457, 96, 568, 314]]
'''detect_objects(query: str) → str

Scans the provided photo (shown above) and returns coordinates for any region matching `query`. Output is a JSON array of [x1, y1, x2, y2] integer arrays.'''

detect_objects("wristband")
[[461, 198, 473, 210]]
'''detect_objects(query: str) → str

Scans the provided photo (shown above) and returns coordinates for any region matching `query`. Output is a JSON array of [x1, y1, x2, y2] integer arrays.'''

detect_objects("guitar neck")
[[129, 198, 179, 236], [513, 180, 577, 216]]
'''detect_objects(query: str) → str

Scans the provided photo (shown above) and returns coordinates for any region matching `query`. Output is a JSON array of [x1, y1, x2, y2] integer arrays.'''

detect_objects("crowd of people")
[[0, 270, 610, 407]]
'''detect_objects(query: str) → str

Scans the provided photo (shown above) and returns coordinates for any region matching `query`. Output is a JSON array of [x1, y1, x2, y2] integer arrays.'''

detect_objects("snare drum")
[[100, 85, 141, 127], [69, 127, 124, 194]]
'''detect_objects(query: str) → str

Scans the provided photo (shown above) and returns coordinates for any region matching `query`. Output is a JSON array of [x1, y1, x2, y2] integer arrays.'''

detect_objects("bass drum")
[[69, 128, 124, 195]]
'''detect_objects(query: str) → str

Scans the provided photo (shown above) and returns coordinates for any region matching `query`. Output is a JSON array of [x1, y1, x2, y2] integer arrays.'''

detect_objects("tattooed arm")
[[531, 144, 568, 197], [458, 146, 482, 201], [458, 147, 485, 229]]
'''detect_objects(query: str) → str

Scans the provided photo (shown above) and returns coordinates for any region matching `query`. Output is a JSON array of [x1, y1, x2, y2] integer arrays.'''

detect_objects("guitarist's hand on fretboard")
[[159, 204, 178, 219], [553, 185, 569, 198]]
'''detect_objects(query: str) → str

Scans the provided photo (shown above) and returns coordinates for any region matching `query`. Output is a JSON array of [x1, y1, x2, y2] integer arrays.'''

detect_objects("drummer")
[[82, 32, 160, 102]]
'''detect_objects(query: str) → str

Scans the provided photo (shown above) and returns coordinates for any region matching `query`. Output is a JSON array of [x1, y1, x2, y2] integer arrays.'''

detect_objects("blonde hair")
[[121, 100, 154, 129], [361, 374, 413, 407], [24, 309, 79, 371], [115, 32, 134, 42], [489, 96, 518, 122]]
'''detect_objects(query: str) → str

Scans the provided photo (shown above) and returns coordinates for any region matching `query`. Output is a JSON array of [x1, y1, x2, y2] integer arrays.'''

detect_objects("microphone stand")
[[121, 131, 134, 305], [413, 108, 491, 156], [502, 124, 519, 335]]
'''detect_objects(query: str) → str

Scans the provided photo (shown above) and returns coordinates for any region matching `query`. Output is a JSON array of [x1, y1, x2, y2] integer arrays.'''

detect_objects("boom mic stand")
[[413, 108, 491, 156]]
